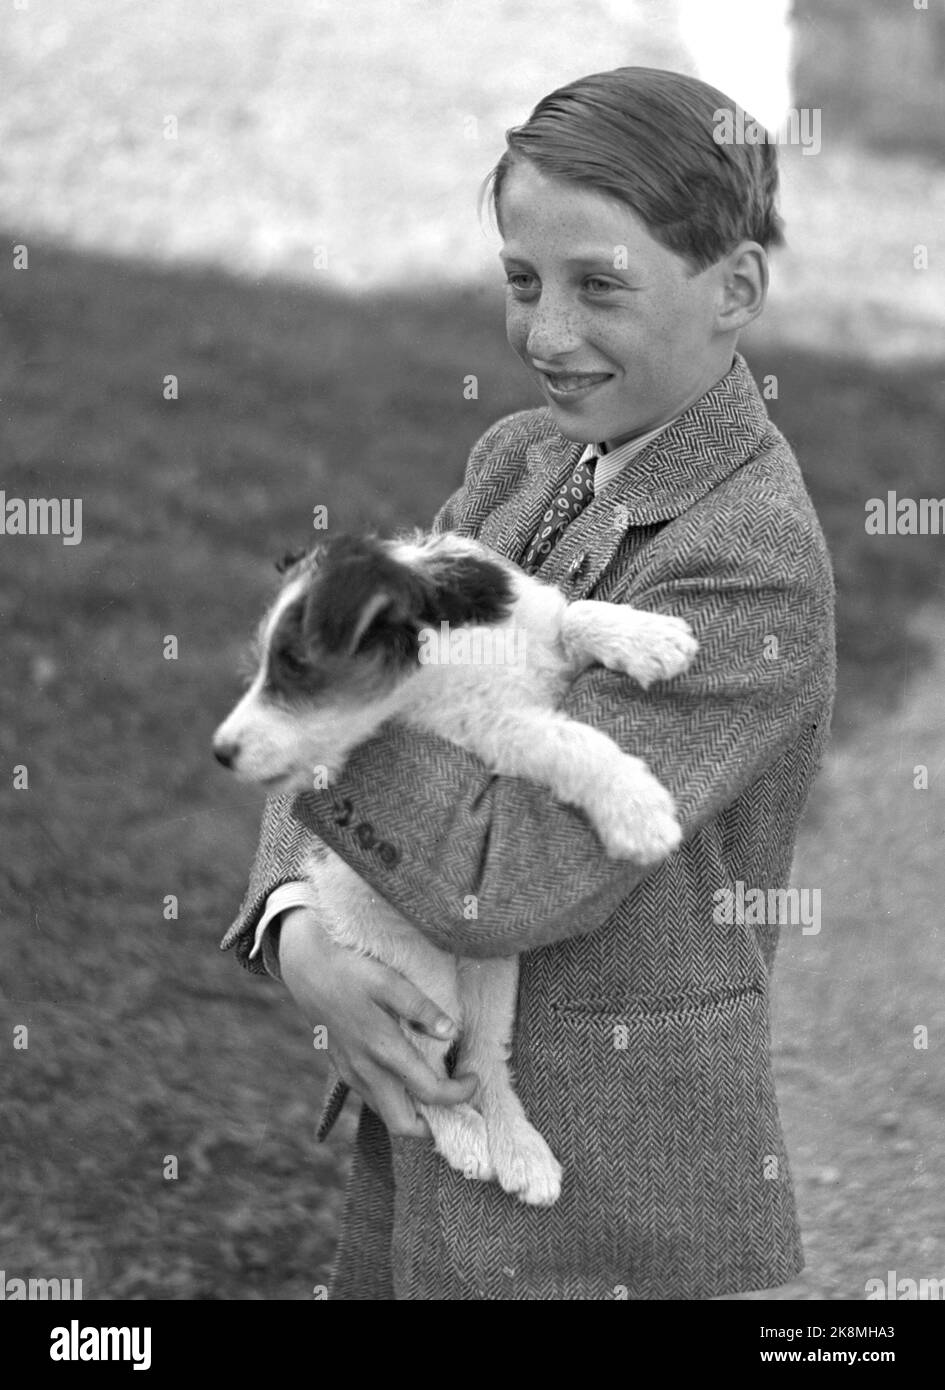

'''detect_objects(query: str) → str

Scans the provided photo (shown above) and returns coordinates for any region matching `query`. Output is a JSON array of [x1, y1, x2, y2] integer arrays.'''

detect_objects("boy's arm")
[[285, 491, 836, 959]]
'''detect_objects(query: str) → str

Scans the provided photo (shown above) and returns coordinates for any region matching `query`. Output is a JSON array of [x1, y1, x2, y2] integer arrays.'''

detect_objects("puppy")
[[214, 531, 697, 1205]]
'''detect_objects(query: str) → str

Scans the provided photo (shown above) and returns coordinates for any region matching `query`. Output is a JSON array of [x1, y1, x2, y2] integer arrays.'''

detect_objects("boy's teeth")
[[549, 374, 607, 391]]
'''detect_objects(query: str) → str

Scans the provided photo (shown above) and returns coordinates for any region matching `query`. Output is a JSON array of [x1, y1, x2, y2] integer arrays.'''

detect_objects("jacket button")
[[377, 841, 399, 868], [568, 551, 588, 579], [355, 822, 376, 848]]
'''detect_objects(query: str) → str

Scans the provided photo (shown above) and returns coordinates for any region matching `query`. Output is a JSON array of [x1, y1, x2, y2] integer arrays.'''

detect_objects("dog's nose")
[[213, 739, 239, 769]]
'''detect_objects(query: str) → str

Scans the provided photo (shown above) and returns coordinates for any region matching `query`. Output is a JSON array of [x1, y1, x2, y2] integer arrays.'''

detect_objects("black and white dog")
[[214, 532, 697, 1205]]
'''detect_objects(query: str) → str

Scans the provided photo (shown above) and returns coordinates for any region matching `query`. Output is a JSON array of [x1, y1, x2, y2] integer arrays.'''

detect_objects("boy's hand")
[[277, 906, 478, 1139]]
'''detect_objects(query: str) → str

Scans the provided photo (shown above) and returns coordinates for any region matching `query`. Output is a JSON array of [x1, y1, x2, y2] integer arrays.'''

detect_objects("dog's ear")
[[274, 545, 309, 574], [345, 590, 399, 657], [307, 541, 431, 666], [425, 551, 516, 626]]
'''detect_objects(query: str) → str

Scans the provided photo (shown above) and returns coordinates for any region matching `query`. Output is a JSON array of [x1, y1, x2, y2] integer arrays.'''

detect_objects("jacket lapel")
[[478, 430, 584, 562]]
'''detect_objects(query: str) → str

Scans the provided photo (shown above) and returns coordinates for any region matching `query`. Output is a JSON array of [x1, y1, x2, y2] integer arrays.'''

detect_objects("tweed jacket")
[[221, 353, 836, 1300]]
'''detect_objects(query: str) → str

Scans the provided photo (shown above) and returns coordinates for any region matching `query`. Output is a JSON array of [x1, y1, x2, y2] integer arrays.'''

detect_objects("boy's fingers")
[[373, 970, 456, 1040], [362, 1072, 431, 1139], [397, 1056, 478, 1109], [365, 1024, 477, 1109]]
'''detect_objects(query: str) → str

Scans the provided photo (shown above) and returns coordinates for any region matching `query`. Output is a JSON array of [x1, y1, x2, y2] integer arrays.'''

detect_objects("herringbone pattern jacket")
[[221, 353, 836, 1300]]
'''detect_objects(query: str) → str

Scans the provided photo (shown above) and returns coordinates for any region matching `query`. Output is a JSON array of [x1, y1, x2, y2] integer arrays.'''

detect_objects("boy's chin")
[[544, 407, 603, 444], [540, 392, 644, 447], [547, 407, 642, 448], [548, 400, 672, 450]]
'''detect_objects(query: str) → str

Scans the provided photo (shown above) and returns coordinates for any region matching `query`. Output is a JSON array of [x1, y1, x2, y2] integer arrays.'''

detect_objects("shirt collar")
[[579, 418, 676, 492]]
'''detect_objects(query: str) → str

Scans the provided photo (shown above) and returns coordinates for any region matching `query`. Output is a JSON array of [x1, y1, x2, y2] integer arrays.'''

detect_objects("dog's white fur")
[[215, 533, 697, 1205]]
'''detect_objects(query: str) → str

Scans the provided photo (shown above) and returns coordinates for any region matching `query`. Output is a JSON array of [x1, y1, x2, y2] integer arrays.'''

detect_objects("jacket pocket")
[[436, 983, 800, 1300]]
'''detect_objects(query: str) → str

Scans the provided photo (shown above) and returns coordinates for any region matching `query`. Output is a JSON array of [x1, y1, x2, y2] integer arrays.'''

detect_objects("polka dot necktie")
[[522, 454, 598, 573]]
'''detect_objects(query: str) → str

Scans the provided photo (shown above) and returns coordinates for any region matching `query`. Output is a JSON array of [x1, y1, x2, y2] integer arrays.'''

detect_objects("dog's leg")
[[455, 956, 562, 1206], [307, 853, 493, 1182], [560, 599, 697, 688], [472, 707, 682, 863], [398, 956, 495, 1185]]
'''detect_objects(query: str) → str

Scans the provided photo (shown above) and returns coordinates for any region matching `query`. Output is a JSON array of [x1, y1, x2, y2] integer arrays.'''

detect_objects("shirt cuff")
[[250, 881, 322, 977]]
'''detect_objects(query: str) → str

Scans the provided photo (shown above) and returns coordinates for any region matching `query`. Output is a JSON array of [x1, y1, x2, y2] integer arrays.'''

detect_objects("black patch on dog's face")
[[263, 595, 328, 697], [307, 536, 430, 669], [262, 537, 518, 691]]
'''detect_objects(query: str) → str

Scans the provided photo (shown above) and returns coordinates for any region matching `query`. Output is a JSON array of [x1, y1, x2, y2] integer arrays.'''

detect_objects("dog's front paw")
[[593, 760, 682, 864], [620, 613, 698, 689], [489, 1124, 563, 1207], [426, 1103, 495, 1183]]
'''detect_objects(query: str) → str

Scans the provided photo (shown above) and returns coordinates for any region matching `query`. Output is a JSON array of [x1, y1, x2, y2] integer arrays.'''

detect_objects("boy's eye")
[[584, 276, 620, 294], [505, 272, 538, 295], [505, 271, 625, 299]]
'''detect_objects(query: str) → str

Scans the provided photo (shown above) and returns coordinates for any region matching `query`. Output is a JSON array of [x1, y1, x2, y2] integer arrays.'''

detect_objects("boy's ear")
[[717, 240, 768, 331]]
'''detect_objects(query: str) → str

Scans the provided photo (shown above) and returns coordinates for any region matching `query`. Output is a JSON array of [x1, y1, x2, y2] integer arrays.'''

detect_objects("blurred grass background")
[[1, 0, 944, 1299]]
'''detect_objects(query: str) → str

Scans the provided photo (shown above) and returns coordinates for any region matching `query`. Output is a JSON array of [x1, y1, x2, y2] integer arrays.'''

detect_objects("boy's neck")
[[602, 350, 738, 452]]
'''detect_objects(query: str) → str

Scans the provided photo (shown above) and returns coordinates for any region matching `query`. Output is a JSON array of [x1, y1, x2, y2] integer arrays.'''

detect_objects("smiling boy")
[[221, 66, 836, 1300], [500, 162, 750, 442]]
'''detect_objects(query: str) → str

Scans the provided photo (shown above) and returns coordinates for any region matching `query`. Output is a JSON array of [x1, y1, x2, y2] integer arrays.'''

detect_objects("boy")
[[221, 66, 836, 1300]]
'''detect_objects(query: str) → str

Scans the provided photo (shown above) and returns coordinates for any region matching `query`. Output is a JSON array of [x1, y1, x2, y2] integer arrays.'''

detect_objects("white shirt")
[[587, 417, 675, 490], [252, 415, 676, 976]]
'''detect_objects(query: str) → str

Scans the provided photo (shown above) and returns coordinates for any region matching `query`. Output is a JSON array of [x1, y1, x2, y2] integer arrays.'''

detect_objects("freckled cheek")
[[505, 303, 530, 359]]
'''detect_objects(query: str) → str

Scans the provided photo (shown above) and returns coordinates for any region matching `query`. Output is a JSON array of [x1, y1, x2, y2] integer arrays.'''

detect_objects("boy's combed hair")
[[484, 67, 785, 272]]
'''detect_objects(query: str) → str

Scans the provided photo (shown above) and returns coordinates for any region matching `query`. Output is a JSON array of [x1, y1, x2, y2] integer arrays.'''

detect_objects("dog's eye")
[[274, 645, 308, 677]]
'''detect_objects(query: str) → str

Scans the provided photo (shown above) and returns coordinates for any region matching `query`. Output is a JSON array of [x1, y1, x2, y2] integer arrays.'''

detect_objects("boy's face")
[[499, 159, 740, 449]]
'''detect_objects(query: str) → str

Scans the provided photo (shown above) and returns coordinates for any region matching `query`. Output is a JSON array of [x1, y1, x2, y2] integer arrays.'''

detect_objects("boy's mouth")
[[538, 370, 613, 402]]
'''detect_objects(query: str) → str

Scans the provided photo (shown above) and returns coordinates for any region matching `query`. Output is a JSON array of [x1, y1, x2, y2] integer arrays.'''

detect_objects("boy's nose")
[[525, 305, 583, 363]]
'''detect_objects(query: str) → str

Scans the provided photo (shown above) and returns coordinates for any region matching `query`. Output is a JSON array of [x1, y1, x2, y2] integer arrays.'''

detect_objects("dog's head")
[[212, 532, 515, 794]]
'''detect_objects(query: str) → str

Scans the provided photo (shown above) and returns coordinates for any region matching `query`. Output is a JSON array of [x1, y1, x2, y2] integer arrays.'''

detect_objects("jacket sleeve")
[[284, 490, 836, 959], [219, 417, 518, 971]]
